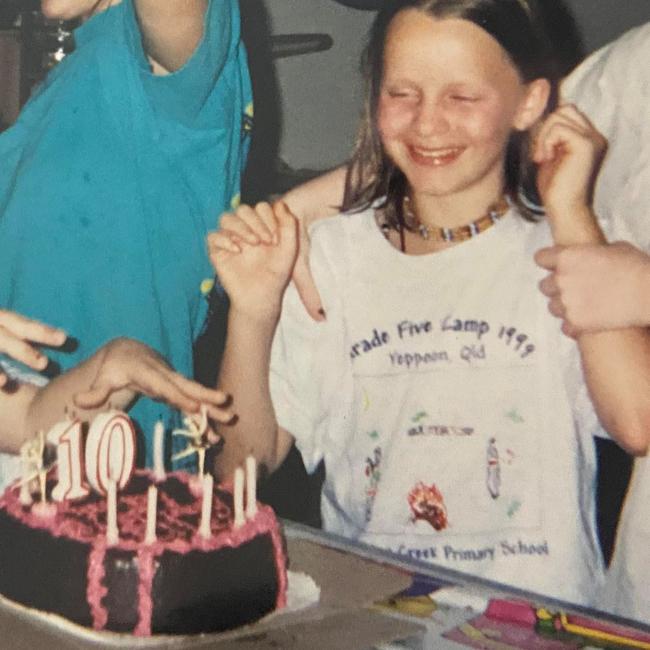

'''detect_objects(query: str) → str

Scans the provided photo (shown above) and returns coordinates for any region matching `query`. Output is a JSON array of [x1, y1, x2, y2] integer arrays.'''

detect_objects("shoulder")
[[562, 23, 650, 112], [307, 207, 378, 258]]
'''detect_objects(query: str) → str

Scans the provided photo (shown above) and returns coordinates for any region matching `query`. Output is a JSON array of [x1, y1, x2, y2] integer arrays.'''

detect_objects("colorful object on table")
[[446, 599, 650, 649]]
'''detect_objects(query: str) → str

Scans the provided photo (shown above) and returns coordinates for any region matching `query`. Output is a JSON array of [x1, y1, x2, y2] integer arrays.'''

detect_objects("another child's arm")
[[535, 242, 650, 334], [133, 0, 208, 72], [0, 310, 66, 388], [535, 104, 650, 454], [208, 202, 298, 480], [0, 337, 232, 454]]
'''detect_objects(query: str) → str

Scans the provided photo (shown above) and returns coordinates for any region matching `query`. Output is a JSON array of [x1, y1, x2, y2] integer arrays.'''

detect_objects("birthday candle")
[[48, 419, 89, 501], [152, 421, 166, 482], [245, 455, 257, 519], [199, 473, 214, 540], [106, 478, 119, 546], [233, 467, 245, 528], [144, 485, 158, 545]]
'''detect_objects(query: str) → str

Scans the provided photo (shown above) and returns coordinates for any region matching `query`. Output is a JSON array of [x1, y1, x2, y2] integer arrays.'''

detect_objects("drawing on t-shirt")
[[487, 437, 501, 499], [408, 481, 449, 531], [364, 447, 383, 523]]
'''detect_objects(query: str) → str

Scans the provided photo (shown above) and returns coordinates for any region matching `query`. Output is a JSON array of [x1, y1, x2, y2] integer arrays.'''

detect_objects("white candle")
[[233, 467, 245, 528], [144, 485, 158, 545], [199, 473, 214, 540], [19, 447, 33, 506], [152, 421, 166, 482], [106, 478, 119, 546], [245, 455, 257, 519]]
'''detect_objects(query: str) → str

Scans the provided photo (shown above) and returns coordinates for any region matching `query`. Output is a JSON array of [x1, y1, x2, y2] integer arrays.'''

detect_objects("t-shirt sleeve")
[[269, 226, 349, 474], [124, 0, 247, 125]]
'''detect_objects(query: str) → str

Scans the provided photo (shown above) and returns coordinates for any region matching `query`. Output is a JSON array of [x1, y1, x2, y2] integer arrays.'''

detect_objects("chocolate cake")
[[0, 469, 287, 636]]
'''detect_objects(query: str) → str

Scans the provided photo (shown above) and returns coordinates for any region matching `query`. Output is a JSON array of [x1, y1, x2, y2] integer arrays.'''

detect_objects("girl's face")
[[377, 10, 546, 200]]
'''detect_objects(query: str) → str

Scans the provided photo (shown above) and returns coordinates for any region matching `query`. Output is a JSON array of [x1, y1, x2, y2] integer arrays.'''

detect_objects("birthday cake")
[[0, 413, 287, 637]]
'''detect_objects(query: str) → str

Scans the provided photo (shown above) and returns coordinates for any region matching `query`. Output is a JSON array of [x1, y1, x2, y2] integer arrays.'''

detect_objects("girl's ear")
[[513, 78, 551, 131]]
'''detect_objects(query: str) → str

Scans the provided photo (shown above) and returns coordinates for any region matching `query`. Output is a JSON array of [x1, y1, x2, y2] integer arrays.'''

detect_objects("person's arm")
[[208, 203, 298, 481], [535, 105, 650, 455], [0, 337, 232, 454], [0, 310, 66, 388], [535, 242, 650, 333], [133, 0, 208, 72]]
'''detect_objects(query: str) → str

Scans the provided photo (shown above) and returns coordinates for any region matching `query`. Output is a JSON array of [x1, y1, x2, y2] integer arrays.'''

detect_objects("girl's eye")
[[451, 95, 479, 103]]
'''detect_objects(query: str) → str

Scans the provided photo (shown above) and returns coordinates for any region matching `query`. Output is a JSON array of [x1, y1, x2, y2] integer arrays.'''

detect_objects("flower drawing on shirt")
[[364, 446, 382, 523], [408, 481, 448, 531]]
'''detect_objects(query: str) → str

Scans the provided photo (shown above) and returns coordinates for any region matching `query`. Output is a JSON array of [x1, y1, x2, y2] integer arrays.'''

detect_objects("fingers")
[[0, 310, 67, 371], [538, 274, 559, 298], [533, 104, 606, 163], [272, 201, 298, 245], [73, 384, 113, 409], [534, 246, 562, 271], [218, 203, 277, 246], [0, 326, 49, 371]]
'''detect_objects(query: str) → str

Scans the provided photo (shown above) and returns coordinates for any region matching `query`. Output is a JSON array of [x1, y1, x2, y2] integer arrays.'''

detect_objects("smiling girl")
[[209, 0, 650, 608]]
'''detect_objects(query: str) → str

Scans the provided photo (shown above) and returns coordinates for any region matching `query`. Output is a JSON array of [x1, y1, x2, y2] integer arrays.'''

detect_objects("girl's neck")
[[409, 175, 506, 230]]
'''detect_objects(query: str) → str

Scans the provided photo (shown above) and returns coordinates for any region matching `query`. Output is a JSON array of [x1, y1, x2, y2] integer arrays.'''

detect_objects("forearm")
[[282, 166, 347, 227], [214, 308, 290, 481], [579, 328, 650, 455], [134, 0, 208, 72]]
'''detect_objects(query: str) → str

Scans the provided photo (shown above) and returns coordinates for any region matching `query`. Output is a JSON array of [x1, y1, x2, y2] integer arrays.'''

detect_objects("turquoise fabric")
[[0, 0, 252, 467]]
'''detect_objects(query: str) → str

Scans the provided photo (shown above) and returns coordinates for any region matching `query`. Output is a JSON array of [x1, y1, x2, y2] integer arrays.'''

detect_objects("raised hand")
[[536, 242, 650, 337], [208, 201, 299, 321], [212, 201, 325, 322], [533, 104, 607, 245], [0, 310, 66, 387], [73, 338, 233, 422]]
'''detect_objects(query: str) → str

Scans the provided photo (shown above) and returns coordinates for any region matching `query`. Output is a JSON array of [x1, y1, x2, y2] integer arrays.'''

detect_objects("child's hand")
[[0, 310, 66, 387], [208, 201, 299, 321], [73, 338, 233, 422], [535, 242, 650, 337], [533, 104, 607, 245], [212, 202, 324, 322]]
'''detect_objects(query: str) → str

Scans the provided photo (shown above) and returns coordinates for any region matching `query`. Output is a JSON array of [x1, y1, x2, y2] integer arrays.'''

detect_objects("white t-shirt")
[[561, 22, 650, 251], [270, 207, 606, 607]]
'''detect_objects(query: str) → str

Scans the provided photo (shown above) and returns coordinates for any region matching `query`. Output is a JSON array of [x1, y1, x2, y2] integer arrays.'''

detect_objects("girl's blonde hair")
[[342, 0, 561, 226]]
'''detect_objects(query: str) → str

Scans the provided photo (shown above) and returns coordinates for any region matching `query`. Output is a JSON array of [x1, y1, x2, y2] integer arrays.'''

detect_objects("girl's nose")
[[413, 98, 450, 137]]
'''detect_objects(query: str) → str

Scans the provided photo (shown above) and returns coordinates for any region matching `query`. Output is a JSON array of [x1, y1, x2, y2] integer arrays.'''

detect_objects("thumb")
[[534, 246, 561, 271]]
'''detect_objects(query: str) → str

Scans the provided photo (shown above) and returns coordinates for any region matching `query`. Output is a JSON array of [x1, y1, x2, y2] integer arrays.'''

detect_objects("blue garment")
[[0, 0, 252, 466]]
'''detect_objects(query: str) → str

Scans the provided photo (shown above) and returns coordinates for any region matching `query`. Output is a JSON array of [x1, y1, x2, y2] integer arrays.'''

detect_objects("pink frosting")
[[0, 470, 287, 636]]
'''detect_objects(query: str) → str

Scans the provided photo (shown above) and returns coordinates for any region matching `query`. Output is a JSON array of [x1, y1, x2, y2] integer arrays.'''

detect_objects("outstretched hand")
[[73, 338, 233, 422], [208, 201, 299, 321], [0, 310, 66, 388], [533, 104, 606, 245], [535, 242, 650, 337]]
